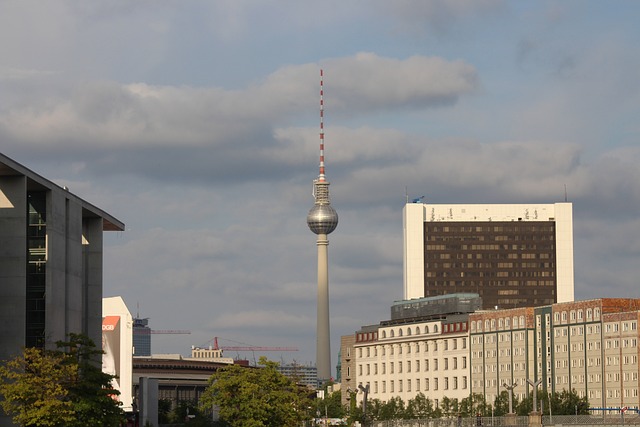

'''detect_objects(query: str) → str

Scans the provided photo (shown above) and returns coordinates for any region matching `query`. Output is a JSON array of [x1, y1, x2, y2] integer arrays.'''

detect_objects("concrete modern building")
[[0, 153, 124, 359], [1, 153, 123, 427], [404, 202, 574, 309]]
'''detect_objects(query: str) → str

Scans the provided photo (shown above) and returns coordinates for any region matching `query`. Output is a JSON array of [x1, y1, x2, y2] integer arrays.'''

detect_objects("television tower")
[[306, 69, 338, 384]]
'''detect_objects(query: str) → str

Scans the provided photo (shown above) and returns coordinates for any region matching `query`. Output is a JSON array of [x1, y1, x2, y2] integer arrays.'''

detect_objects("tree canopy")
[[0, 333, 123, 427], [200, 357, 312, 427]]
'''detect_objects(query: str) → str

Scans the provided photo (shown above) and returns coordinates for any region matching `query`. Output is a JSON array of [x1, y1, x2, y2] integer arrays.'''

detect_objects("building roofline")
[[0, 152, 124, 231]]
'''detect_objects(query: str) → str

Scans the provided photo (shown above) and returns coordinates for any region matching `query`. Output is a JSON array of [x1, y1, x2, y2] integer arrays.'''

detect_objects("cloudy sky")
[[2, 1, 639, 372]]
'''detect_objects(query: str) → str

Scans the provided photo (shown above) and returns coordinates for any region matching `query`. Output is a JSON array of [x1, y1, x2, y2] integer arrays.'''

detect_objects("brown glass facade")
[[423, 221, 556, 309]]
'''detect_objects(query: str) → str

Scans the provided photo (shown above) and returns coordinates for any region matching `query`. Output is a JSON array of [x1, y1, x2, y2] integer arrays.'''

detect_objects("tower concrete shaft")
[[316, 233, 331, 382]]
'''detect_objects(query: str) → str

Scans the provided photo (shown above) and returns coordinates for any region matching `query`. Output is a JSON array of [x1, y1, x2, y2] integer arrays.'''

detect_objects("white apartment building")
[[342, 294, 479, 408]]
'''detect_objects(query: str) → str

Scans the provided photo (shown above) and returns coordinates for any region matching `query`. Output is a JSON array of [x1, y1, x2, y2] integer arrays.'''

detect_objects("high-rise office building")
[[403, 202, 574, 309], [133, 317, 152, 356], [0, 153, 124, 362]]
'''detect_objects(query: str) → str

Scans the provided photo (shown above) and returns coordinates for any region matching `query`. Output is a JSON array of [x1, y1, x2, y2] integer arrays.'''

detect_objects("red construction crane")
[[212, 336, 297, 352]]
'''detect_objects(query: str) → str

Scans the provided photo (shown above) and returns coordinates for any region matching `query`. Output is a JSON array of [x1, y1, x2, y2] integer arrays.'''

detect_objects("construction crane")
[[212, 336, 297, 352]]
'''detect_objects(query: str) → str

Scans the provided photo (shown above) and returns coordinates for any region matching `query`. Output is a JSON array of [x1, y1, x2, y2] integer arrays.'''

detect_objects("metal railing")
[[371, 414, 640, 427]]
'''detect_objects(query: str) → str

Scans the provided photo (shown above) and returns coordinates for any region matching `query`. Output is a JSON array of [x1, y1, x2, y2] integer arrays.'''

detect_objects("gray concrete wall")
[[0, 176, 27, 361], [84, 217, 104, 347]]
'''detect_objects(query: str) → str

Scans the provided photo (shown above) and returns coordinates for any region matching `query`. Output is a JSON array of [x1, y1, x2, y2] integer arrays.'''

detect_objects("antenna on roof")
[[564, 184, 568, 202]]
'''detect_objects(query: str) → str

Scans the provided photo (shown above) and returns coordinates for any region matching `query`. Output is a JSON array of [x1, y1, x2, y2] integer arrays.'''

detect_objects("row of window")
[[366, 376, 469, 395], [357, 337, 468, 358], [471, 331, 528, 345], [471, 307, 621, 334], [358, 356, 469, 376]]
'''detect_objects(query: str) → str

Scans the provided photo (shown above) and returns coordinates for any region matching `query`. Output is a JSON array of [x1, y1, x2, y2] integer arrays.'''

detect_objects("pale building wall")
[[470, 300, 640, 411], [554, 203, 574, 303], [403, 203, 424, 300], [352, 319, 470, 408], [103, 296, 134, 412]]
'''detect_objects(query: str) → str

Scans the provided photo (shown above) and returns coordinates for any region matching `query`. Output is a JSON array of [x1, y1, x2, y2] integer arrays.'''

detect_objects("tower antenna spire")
[[318, 69, 326, 182]]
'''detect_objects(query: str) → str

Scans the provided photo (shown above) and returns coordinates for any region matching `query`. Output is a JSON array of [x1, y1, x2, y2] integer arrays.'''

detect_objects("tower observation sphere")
[[307, 197, 338, 235]]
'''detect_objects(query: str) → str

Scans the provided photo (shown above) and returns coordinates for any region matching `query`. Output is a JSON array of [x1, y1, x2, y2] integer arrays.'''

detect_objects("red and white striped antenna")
[[318, 69, 326, 182]]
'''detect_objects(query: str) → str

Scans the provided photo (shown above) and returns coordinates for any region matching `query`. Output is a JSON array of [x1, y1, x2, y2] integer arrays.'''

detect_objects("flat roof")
[[0, 152, 124, 231]]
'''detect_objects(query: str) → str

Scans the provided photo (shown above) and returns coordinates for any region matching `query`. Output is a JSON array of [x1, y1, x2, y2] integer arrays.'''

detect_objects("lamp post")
[[527, 379, 543, 413], [358, 384, 370, 427], [503, 382, 517, 414]]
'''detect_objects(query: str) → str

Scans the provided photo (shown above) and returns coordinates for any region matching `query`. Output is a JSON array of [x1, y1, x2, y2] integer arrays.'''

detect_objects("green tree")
[[406, 393, 435, 418], [200, 357, 312, 427], [377, 396, 406, 420], [440, 396, 460, 418], [0, 333, 123, 427], [56, 333, 123, 427], [493, 391, 516, 416], [0, 347, 76, 427], [552, 389, 589, 415], [316, 386, 343, 418]]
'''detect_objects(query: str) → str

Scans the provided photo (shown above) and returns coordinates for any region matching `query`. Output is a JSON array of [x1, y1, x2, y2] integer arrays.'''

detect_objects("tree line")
[[0, 346, 590, 427]]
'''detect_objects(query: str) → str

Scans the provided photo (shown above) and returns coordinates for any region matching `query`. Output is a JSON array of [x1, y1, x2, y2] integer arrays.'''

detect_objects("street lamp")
[[527, 379, 543, 413], [358, 384, 370, 427], [503, 382, 517, 414]]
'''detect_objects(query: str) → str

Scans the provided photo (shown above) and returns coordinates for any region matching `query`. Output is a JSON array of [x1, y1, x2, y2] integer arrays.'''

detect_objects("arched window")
[[416, 326, 421, 335], [434, 324, 439, 333], [425, 325, 430, 334], [390, 330, 394, 338], [513, 317, 518, 328], [407, 327, 412, 336], [382, 331, 386, 338], [398, 329, 403, 337]]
